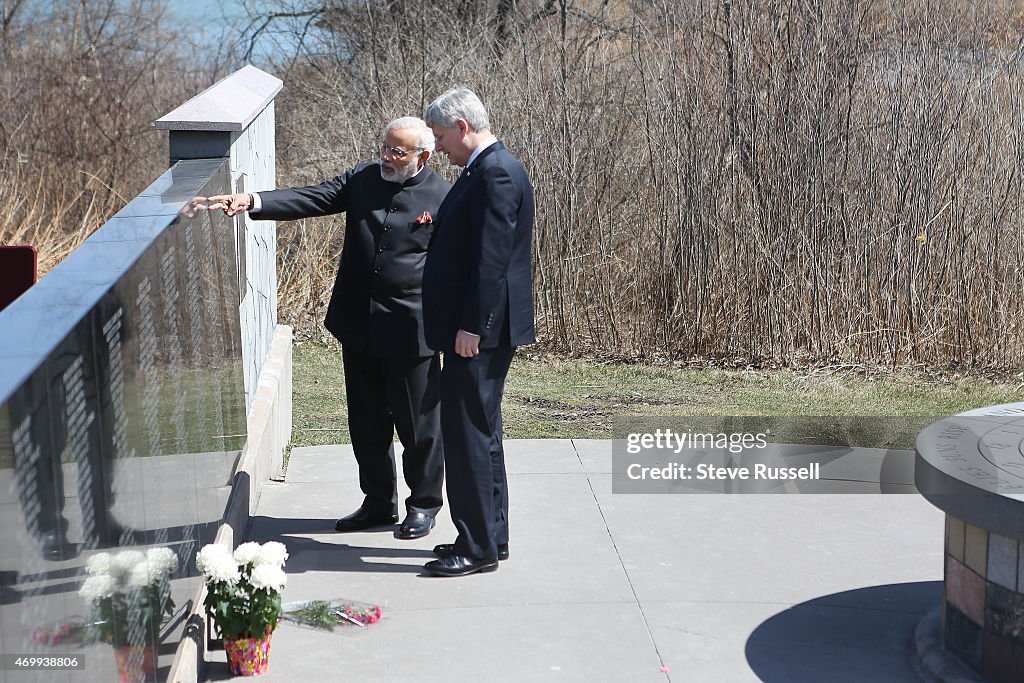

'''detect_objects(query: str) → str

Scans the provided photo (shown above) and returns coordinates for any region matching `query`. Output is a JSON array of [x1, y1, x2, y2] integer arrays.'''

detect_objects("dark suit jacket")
[[422, 141, 536, 352], [252, 163, 451, 357]]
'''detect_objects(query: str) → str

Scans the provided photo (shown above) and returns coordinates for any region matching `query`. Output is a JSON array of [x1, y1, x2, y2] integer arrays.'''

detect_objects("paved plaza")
[[206, 439, 945, 682]]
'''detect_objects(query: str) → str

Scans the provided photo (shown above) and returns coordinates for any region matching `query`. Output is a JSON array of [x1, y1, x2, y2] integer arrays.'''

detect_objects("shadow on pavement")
[[745, 581, 941, 682], [246, 516, 432, 574]]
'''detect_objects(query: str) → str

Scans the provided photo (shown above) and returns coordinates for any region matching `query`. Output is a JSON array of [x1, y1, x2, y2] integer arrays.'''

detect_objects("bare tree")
[[0, 0, 224, 274], [253, 0, 1024, 369]]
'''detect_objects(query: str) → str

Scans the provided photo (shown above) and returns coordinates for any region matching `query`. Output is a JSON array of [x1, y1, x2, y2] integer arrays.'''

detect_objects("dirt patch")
[[514, 396, 609, 420], [514, 393, 695, 420]]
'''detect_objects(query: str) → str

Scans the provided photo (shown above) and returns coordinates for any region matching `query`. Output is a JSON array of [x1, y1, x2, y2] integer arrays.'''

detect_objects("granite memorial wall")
[[0, 158, 247, 682]]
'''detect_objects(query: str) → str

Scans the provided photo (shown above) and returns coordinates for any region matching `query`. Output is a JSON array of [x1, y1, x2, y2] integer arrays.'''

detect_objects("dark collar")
[[372, 163, 434, 188], [465, 140, 505, 174], [401, 165, 433, 187]]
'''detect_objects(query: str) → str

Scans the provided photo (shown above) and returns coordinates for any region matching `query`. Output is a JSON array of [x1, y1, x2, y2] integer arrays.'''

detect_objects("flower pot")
[[113, 644, 156, 683], [223, 630, 273, 676]]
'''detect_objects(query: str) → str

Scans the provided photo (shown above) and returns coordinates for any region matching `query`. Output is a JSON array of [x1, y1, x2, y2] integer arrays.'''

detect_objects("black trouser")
[[342, 347, 443, 517], [440, 346, 514, 561]]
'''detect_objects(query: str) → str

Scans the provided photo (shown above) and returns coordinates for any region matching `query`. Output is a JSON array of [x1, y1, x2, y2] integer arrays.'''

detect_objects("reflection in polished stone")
[[0, 158, 246, 682]]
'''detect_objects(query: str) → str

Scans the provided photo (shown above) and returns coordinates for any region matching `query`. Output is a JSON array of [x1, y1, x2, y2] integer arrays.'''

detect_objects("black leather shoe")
[[395, 512, 435, 540], [334, 508, 398, 532], [433, 542, 509, 561], [39, 532, 78, 562], [423, 554, 499, 577]]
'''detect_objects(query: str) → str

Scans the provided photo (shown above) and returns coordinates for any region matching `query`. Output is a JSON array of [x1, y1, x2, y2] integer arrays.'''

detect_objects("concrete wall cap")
[[154, 65, 283, 132]]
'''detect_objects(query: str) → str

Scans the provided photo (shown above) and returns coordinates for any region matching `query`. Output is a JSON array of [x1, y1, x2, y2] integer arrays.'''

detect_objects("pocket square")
[[415, 211, 433, 224]]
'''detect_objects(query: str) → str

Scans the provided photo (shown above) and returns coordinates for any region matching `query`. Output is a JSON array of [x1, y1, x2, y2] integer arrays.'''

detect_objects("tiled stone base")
[[942, 515, 1024, 682]]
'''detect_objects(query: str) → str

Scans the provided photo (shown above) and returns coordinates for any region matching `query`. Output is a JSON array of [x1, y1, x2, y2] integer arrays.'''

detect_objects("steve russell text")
[[625, 462, 821, 481]]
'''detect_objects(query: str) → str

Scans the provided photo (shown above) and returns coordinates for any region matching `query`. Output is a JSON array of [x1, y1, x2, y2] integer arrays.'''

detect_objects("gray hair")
[[423, 88, 490, 132], [384, 116, 435, 152]]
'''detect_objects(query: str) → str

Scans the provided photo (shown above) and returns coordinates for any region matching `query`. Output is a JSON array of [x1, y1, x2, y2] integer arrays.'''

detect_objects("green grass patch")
[[291, 343, 1022, 447]]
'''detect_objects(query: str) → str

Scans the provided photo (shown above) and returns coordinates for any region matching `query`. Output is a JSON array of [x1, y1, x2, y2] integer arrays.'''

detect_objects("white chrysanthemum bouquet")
[[77, 548, 178, 647], [196, 541, 288, 640]]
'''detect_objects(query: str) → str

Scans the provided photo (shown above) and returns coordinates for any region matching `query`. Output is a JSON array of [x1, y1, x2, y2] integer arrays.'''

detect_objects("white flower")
[[109, 550, 145, 578], [147, 547, 177, 575], [207, 555, 240, 584], [249, 564, 287, 593], [233, 542, 261, 566], [196, 544, 232, 576], [128, 562, 154, 588], [79, 574, 117, 601], [196, 545, 240, 585], [253, 541, 288, 568], [85, 552, 111, 576]]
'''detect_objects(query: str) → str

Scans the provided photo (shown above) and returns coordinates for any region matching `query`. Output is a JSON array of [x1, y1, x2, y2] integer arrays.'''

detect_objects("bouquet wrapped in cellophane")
[[280, 599, 383, 633]]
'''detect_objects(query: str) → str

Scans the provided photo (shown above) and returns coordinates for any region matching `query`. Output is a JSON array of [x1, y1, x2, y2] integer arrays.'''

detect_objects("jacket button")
[[373, 267, 381, 274]]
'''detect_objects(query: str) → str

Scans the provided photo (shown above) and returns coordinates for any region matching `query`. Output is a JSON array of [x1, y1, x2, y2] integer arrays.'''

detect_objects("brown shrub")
[[267, 0, 1024, 369], [0, 0, 222, 271]]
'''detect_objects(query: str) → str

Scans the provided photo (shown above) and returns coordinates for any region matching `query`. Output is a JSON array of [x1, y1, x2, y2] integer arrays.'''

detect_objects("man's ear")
[[456, 118, 470, 135], [418, 149, 432, 168]]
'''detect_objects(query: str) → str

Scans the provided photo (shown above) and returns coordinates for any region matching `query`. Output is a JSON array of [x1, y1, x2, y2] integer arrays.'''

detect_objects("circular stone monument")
[[915, 403, 1024, 682]]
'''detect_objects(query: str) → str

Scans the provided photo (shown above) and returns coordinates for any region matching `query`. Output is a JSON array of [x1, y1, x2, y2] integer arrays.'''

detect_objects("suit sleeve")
[[250, 169, 354, 221], [459, 166, 520, 336]]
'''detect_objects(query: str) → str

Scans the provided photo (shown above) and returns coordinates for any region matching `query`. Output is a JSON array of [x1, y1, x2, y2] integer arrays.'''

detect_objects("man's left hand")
[[455, 330, 480, 358]]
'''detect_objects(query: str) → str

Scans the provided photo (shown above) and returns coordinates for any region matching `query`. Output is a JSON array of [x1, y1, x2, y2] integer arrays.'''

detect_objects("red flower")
[[415, 211, 433, 224]]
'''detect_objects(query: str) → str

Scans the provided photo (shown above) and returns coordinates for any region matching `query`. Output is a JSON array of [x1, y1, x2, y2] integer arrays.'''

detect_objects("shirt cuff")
[[251, 192, 263, 212]]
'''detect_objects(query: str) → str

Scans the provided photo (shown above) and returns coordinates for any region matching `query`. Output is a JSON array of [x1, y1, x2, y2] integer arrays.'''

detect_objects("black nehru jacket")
[[252, 162, 451, 357]]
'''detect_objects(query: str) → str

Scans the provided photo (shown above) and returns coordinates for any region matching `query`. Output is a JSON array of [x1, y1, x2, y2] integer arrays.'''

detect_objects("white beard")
[[380, 160, 419, 183]]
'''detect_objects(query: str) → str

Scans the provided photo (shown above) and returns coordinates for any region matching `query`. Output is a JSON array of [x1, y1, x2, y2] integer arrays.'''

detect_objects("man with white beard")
[[208, 117, 451, 540]]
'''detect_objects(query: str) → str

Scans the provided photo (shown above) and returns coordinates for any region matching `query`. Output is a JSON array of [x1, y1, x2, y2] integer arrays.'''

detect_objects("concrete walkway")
[[206, 440, 944, 683]]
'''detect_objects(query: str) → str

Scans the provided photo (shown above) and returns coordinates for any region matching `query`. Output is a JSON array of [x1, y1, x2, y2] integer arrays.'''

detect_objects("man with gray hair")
[[420, 88, 536, 576], [208, 117, 451, 540]]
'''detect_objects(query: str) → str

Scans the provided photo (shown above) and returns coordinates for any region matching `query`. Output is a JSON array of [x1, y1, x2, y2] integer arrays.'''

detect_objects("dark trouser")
[[440, 346, 514, 561], [342, 347, 443, 517]]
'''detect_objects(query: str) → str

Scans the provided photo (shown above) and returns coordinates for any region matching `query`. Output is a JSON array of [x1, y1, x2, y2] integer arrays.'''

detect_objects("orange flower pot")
[[113, 644, 156, 683]]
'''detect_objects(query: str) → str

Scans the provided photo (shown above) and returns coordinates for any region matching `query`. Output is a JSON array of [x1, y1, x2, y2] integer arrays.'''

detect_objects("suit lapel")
[[436, 166, 474, 221], [470, 141, 505, 170]]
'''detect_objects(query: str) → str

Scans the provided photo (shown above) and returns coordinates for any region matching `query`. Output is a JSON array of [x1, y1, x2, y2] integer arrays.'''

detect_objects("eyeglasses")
[[380, 144, 422, 158]]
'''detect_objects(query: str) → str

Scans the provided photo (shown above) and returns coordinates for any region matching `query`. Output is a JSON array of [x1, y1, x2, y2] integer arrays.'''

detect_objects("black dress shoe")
[[334, 508, 398, 532], [39, 532, 78, 562], [434, 542, 509, 561], [423, 554, 499, 577], [395, 512, 435, 540]]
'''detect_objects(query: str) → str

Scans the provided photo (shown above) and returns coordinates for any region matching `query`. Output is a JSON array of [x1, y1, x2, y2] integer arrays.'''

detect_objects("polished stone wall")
[[0, 158, 246, 682], [232, 97, 279, 412], [155, 64, 283, 415]]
